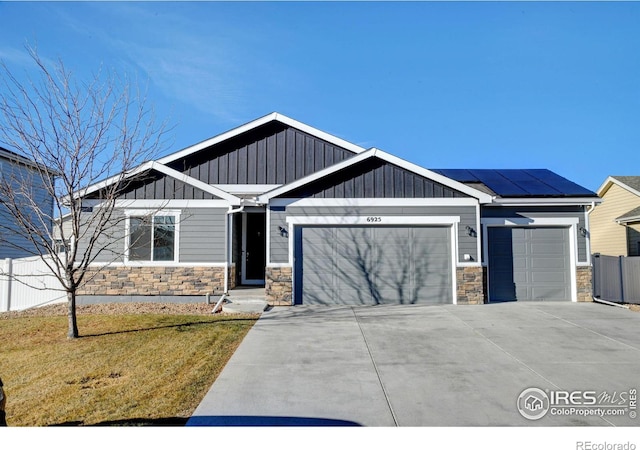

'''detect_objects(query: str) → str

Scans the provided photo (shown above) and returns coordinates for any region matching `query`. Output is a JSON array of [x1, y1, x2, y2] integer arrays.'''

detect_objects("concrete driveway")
[[187, 302, 640, 426]]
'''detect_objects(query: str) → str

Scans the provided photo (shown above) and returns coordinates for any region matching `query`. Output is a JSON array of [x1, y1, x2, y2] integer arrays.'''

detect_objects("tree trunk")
[[67, 290, 79, 339]]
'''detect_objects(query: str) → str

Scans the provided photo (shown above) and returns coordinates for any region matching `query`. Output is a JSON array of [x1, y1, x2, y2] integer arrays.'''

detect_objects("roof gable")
[[598, 176, 640, 198], [158, 113, 366, 167], [81, 162, 241, 203], [168, 119, 357, 186], [280, 158, 469, 199], [259, 148, 493, 203], [115, 169, 219, 201]]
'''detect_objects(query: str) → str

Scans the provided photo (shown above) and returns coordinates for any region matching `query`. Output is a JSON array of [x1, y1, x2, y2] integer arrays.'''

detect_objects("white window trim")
[[481, 217, 579, 302], [125, 209, 181, 264]]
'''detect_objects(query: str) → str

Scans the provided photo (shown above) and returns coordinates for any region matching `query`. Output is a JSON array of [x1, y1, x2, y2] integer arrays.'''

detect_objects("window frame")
[[124, 210, 181, 264]]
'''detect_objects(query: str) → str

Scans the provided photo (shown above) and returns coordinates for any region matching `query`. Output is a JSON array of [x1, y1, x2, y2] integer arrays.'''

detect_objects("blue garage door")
[[488, 227, 571, 302]]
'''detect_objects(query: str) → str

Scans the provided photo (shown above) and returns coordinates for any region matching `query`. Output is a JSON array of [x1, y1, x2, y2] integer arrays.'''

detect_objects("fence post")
[[619, 255, 626, 303], [592, 253, 600, 299], [1, 258, 12, 312]]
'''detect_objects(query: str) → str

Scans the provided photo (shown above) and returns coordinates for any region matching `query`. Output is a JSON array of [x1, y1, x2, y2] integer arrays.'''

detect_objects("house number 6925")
[[366, 216, 382, 222]]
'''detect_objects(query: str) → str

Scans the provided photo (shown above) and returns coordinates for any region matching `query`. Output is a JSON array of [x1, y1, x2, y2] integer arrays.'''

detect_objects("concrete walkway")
[[187, 302, 640, 426]]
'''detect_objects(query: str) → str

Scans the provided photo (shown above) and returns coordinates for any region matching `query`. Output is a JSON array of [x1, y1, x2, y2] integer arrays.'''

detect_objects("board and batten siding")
[[269, 205, 478, 265], [482, 206, 589, 262], [284, 159, 467, 199], [118, 171, 218, 200], [171, 122, 355, 185], [590, 183, 640, 257]]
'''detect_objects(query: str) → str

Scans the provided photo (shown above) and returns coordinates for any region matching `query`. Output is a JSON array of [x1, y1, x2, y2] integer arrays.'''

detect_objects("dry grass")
[[0, 305, 258, 426]]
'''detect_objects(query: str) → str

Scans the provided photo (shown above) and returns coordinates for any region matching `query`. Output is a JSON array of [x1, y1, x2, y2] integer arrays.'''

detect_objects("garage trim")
[[481, 217, 579, 302], [286, 215, 460, 305]]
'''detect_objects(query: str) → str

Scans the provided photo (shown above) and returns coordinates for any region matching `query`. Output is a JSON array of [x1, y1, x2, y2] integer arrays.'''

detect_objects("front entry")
[[241, 212, 266, 285]]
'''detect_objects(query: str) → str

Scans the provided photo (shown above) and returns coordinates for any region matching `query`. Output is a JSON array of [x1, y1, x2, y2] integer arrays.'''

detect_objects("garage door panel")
[[531, 272, 567, 283], [530, 245, 566, 256], [488, 226, 571, 302], [299, 225, 452, 305], [531, 285, 568, 301], [531, 258, 567, 269]]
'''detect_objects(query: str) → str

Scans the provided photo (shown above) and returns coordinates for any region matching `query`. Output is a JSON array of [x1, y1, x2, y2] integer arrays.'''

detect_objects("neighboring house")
[[0, 147, 56, 259], [589, 176, 640, 258], [75, 113, 600, 306]]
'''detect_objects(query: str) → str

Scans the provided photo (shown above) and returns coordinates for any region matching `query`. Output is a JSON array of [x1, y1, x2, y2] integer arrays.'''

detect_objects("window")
[[128, 214, 177, 262], [54, 239, 70, 254]]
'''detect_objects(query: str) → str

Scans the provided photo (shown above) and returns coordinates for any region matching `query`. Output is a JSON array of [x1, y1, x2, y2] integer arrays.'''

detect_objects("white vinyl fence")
[[0, 256, 66, 312]]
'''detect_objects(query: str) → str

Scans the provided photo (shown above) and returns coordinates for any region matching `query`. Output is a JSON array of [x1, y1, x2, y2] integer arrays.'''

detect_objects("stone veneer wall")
[[456, 266, 486, 305], [78, 266, 227, 296], [576, 265, 593, 302], [265, 266, 292, 306], [227, 264, 237, 291]]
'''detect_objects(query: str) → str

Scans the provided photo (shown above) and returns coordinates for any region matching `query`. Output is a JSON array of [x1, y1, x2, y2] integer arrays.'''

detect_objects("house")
[[0, 147, 56, 259], [524, 395, 544, 412], [75, 113, 600, 306], [589, 176, 640, 257]]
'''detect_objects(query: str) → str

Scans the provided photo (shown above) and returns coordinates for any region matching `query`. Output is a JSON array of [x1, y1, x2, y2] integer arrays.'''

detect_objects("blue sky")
[[1, 1, 639, 192]]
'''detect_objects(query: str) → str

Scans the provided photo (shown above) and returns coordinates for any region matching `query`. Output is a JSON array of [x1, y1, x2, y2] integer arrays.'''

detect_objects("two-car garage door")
[[295, 226, 452, 305], [487, 226, 572, 302]]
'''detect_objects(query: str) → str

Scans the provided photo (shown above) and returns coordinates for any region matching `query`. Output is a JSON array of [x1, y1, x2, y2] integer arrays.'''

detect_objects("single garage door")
[[488, 226, 571, 302], [295, 226, 452, 305]]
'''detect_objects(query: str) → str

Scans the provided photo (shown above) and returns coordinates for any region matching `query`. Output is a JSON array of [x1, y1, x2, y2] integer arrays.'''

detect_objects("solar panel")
[[430, 168, 597, 197]]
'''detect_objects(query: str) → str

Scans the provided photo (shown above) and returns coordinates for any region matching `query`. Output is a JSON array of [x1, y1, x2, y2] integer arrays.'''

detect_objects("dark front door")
[[242, 213, 266, 285]]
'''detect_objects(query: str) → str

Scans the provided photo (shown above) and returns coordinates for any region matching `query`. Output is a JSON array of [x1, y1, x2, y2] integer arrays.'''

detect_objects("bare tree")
[[0, 47, 169, 338]]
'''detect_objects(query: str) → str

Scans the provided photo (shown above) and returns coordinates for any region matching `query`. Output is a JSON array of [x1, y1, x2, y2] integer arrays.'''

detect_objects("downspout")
[[224, 200, 246, 294], [213, 201, 245, 313]]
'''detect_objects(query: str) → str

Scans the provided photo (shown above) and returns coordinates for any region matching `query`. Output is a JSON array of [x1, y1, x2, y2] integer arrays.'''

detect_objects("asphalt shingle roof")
[[611, 176, 640, 194], [616, 205, 640, 223]]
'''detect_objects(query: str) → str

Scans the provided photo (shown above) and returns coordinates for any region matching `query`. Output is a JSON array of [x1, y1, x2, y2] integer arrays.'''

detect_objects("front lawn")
[[0, 309, 257, 426]]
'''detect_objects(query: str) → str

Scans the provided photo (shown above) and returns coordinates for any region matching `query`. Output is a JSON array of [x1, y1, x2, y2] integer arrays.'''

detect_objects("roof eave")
[[616, 216, 640, 224], [492, 196, 602, 206], [0, 147, 60, 176]]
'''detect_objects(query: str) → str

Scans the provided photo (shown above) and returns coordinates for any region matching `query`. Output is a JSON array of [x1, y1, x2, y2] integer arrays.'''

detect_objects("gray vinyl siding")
[[77, 208, 227, 264], [283, 159, 468, 199], [482, 206, 589, 262], [75, 210, 127, 264], [270, 208, 289, 264], [269, 205, 477, 264], [179, 208, 226, 262], [0, 161, 55, 259], [171, 122, 354, 185]]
